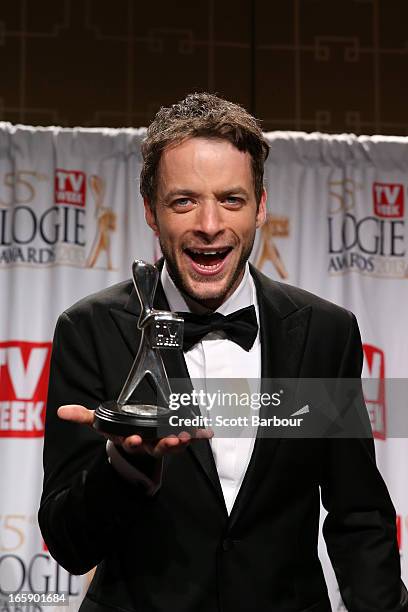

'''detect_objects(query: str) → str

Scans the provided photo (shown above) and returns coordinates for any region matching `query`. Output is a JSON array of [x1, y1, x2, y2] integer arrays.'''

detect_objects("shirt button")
[[222, 538, 233, 551]]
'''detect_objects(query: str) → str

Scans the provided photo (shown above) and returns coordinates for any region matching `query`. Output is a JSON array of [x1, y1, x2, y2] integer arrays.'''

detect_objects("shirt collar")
[[161, 261, 256, 316]]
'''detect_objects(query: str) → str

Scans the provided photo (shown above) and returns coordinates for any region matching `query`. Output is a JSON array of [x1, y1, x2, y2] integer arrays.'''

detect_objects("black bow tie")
[[179, 305, 258, 352]]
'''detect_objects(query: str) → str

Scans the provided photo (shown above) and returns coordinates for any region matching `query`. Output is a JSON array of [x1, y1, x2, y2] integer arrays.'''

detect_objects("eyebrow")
[[163, 187, 251, 201], [217, 187, 250, 199], [164, 189, 200, 201]]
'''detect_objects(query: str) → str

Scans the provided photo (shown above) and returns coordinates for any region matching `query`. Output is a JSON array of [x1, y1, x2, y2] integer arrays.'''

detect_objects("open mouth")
[[184, 247, 233, 274]]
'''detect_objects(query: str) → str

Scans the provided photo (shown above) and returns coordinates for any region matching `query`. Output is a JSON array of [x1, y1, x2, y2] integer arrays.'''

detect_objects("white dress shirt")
[[162, 262, 261, 514], [108, 262, 261, 515]]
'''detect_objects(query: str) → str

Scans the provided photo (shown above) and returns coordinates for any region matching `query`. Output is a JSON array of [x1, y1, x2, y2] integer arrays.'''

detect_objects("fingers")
[[121, 431, 193, 458], [194, 427, 214, 440], [121, 435, 143, 453], [119, 433, 186, 457], [123, 428, 214, 458], [147, 433, 189, 458], [58, 404, 95, 426], [149, 428, 213, 456]]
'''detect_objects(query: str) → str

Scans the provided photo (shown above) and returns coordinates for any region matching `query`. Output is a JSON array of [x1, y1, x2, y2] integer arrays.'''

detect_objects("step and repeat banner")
[[0, 123, 407, 610], [0, 124, 156, 611], [257, 132, 408, 608]]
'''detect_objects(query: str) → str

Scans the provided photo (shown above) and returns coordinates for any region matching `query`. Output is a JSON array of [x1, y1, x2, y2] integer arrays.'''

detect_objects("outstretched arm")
[[38, 311, 208, 575]]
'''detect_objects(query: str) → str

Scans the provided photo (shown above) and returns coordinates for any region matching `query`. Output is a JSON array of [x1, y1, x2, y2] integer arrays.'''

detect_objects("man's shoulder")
[[62, 279, 134, 322], [275, 279, 351, 318], [251, 266, 353, 323]]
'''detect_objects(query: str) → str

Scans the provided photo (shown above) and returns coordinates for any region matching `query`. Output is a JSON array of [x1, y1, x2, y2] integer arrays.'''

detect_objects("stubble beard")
[[159, 234, 256, 309]]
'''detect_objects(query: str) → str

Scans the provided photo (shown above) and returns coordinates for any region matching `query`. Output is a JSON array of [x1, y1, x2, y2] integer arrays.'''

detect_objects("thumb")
[[58, 404, 95, 427]]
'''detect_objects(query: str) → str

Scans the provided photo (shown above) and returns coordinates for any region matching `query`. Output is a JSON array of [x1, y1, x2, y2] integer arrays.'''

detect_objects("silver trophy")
[[94, 260, 184, 438]]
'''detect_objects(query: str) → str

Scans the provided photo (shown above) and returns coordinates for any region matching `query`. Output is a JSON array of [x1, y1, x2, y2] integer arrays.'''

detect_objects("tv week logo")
[[0, 341, 51, 437], [362, 344, 386, 440], [55, 169, 87, 207], [373, 183, 404, 218]]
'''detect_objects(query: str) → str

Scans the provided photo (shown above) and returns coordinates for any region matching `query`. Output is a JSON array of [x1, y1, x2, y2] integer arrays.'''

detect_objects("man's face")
[[144, 137, 266, 309]]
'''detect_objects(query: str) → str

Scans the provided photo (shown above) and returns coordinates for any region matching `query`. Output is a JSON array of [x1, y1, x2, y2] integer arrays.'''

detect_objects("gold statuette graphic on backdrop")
[[256, 213, 289, 279], [86, 175, 117, 270]]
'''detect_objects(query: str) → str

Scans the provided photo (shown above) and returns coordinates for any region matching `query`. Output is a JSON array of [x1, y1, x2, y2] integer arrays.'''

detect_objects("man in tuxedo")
[[39, 93, 407, 612]]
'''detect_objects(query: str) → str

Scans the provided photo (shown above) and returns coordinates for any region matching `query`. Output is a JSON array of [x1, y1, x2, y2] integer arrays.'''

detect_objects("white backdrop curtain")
[[0, 123, 407, 610]]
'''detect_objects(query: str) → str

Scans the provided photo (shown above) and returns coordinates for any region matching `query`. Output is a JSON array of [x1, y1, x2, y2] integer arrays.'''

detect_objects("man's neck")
[[161, 262, 255, 315]]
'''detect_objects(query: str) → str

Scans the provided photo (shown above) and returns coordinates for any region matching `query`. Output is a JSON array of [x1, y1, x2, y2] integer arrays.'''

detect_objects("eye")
[[172, 198, 195, 211], [222, 196, 244, 208]]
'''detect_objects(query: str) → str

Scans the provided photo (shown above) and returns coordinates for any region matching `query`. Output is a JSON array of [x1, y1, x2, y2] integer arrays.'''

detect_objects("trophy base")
[[94, 400, 172, 439]]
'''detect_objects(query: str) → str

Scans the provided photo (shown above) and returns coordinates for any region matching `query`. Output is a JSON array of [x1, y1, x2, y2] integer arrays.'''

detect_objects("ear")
[[144, 198, 159, 235], [256, 188, 267, 228]]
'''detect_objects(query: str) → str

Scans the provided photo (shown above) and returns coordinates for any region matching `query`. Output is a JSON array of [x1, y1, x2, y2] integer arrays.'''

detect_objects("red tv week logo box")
[[0, 341, 52, 437], [396, 515, 402, 550], [55, 169, 86, 207], [362, 344, 386, 440], [373, 183, 404, 218]]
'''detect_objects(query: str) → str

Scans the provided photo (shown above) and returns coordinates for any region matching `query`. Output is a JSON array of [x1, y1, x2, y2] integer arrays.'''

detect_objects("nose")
[[194, 200, 224, 239]]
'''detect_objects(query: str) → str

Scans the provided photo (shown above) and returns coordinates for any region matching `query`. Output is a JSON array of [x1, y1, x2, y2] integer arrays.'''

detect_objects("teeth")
[[185, 247, 230, 270], [189, 249, 227, 255], [196, 262, 221, 269]]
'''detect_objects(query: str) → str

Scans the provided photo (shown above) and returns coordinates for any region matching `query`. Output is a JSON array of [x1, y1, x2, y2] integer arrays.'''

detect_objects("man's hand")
[[57, 404, 212, 458]]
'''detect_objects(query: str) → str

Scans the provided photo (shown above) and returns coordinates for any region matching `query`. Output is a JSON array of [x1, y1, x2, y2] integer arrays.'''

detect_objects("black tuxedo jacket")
[[39, 265, 407, 612]]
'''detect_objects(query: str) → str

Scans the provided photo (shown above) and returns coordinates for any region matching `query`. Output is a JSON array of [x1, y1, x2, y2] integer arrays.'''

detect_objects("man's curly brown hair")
[[140, 92, 269, 208]]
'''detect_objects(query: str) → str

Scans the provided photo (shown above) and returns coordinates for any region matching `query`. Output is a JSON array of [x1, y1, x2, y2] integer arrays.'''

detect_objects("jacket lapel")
[[228, 266, 311, 529]]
